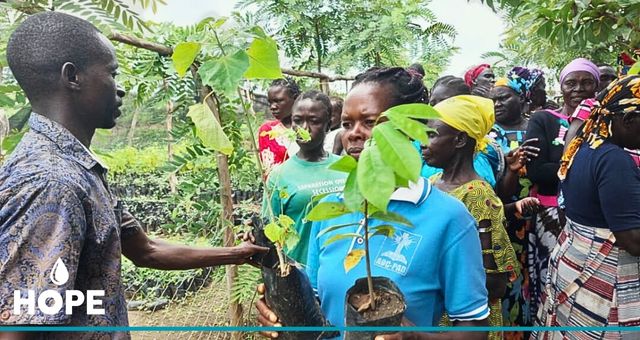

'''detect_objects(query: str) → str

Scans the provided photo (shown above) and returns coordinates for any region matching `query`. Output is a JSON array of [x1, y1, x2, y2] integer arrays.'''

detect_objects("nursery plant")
[[305, 103, 440, 335]]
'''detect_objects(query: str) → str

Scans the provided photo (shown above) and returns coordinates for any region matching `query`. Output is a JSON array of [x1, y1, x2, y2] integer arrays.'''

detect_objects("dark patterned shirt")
[[0, 113, 139, 339]]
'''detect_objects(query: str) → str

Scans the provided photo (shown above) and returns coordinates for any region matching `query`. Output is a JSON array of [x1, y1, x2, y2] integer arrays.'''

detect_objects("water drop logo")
[[12, 257, 105, 316], [50, 258, 69, 286]]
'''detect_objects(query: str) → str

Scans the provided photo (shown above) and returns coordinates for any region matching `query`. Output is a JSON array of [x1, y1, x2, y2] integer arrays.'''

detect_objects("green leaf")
[[344, 249, 365, 273], [395, 173, 409, 188], [186, 103, 234, 155], [323, 233, 362, 247], [357, 144, 395, 212], [343, 169, 364, 212], [369, 211, 414, 228], [384, 103, 441, 121], [317, 222, 360, 238], [198, 50, 250, 95], [278, 214, 295, 229], [369, 224, 396, 238], [295, 127, 311, 142], [264, 222, 285, 244], [372, 122, 421, 182], [244, 34, 284, 79], [1, 130, 26, 154], [284, 232, 300, 251], [172, 42, 201, 77], [329, 155, 357, 173], [386, 113, 429, 145], [306, 202, 351, 221], [0, 93, 13, 107]]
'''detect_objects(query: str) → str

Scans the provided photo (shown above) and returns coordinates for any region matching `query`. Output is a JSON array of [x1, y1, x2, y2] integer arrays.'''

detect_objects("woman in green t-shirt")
[[262, 90, 348, 264]]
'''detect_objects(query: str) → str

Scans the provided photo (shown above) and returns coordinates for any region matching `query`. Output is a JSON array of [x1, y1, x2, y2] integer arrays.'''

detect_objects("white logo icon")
[[50, 258, 69, 286], [13, 257, 105, 316]]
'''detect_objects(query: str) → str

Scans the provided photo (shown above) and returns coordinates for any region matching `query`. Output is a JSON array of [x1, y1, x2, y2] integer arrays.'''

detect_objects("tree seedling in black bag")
[[306, 104, 440, 339]]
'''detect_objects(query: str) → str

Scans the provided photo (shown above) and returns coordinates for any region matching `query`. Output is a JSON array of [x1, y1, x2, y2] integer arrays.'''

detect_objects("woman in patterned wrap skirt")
[[535, 75, 640, 339]]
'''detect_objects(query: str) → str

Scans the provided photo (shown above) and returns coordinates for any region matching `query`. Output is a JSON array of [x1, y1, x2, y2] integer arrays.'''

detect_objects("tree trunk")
[[202, 88, 242, 338], [166, 101, 177, 194], [126, 108, 139, 147]]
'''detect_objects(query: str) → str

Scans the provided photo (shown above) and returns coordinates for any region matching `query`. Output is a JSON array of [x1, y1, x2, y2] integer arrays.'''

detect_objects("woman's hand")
[[506, 138, 540, 172], [255, 283, 281, 338], [515, 197, 541, 217]]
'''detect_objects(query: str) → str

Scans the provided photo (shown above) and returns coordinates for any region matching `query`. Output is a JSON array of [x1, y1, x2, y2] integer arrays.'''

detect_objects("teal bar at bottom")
[[0, 326, 640, 332]]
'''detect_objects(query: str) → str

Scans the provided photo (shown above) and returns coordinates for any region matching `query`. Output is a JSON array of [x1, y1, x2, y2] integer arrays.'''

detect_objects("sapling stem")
[[237, 88, 288, 275], [363, 201, 376, 311]]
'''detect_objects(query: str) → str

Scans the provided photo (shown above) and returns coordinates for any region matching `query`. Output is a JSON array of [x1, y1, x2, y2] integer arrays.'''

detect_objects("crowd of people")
[[257, 55, 640, 339], [1, 10, 639, 340]]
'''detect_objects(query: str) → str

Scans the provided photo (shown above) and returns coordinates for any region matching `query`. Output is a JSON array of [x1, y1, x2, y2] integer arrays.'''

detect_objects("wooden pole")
[[201, 87, 242, 336], [166, 100, 177, 194]]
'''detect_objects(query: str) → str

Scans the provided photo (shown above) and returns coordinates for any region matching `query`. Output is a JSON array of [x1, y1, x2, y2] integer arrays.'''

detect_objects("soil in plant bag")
[[251, 218, 339, 340], [344, 277, 407, 340]]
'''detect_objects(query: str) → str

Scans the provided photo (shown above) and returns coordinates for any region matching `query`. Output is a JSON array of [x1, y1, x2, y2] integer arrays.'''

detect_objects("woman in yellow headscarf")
[[422, 95, 519, 339]]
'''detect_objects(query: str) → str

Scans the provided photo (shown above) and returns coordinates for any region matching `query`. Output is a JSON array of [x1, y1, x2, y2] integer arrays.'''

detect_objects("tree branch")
[[109, 32, 173, 56], [108, 32, 354, 82], [281, 68, 354, 82]]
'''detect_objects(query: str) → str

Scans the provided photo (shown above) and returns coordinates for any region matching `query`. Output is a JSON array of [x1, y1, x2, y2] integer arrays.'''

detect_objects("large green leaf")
[[368, 225, 396, 238], [186, 103, 233, 155], [372, 122, 421, 182], [244, 34, 284, 79], [357, 143, 395, 212], [329, 155, 357, 173], [384, 103, 441, 121], [264, 222, 285, 244], [306, 201, 351, 221], [386, 113, 429, 145], [198, 50, 250, 95], [172, 42, 201, 77], [1, 130, 26, 154], [369, 211, 414, 228], [317, 222, 360, 238], [323, 233, 362, 247], [343, 169, 364, 212]]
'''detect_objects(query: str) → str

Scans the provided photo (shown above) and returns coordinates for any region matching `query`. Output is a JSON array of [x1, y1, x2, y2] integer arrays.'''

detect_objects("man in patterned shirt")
[[0, 12, 267, 339]]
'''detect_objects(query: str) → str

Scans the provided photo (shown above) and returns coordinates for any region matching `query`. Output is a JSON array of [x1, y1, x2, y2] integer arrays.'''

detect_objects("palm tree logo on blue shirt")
[[381, 232, 414, 265]]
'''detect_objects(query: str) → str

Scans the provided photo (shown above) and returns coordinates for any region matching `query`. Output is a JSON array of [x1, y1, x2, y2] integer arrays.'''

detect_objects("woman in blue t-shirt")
[[535, 75, 640, 339], [255, 67, 490, 340]]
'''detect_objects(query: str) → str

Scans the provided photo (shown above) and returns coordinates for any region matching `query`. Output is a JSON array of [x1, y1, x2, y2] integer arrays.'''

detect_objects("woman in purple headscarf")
[[525, 58, 599, 321]]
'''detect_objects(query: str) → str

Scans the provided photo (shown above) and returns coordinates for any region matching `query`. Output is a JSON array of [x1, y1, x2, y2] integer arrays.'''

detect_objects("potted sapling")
[[306, 103, 439, 340], [251, 127, 338, 340]]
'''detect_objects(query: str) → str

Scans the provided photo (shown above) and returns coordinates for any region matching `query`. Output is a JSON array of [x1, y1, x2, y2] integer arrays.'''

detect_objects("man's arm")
[[120, 213, 268, 270]]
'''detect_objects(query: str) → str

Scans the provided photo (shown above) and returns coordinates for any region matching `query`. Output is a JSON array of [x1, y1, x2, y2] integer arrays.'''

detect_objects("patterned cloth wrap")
[[534, 219, 640, 339], [431, 176, 519, 340]]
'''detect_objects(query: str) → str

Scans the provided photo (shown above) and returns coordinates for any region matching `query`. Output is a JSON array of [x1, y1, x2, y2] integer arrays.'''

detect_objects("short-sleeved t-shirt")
[[263, 154, 347, 264], [562, 141, 640, 231], [306, 178, 489, 331]]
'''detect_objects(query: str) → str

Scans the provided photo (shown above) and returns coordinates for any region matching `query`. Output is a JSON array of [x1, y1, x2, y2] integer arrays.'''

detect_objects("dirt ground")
[[128, 282, 259, 340]]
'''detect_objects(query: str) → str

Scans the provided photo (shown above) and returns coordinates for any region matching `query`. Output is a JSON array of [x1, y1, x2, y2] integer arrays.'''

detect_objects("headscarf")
[[464, 64, 491, 87], [559, 58, 600, 86], [434, 95, 495, 153], [494, 67, 545, 102], [558, 75, 640, 180]]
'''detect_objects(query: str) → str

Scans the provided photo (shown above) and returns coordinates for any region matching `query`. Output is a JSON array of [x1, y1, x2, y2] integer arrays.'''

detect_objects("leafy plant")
[[478, 0, 640, 69], [306, 103, 440, 311]]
